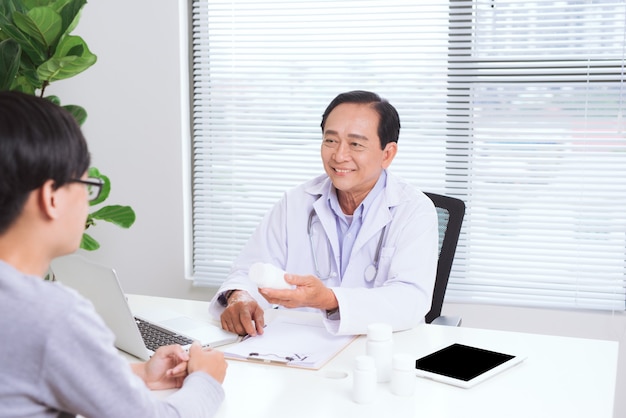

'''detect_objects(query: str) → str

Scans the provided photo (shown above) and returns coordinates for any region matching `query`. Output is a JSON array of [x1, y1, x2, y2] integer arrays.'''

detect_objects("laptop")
[[50, 254, 239, 361]]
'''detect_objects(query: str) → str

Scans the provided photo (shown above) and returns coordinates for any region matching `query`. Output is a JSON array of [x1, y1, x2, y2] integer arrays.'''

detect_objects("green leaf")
[[90, 205, 136, 229], [80, 231, 100, 251], [24, 0, 53, 8], [62, 103, 86, 125], [36, 34, 96, 83], [11, 74, 37, 94], [0, 39, 21, 90], [0, 13, 47, 64], [37, 54, 88, 82], [87, 166, 101, 176], [17, 51, 40, 81], [0, 1, 12, 19], [56, 0, 86, 38], [13, 7, 62, 49], [0, 0, 25, 23], [45, 94, 60, 105], [54, 32, 92, 58], [87, 167, 111, 205]]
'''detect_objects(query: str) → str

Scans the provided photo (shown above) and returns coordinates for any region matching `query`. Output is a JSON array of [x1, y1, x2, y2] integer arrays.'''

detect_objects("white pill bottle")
[[366, 322, 393, 383], [352, 355, 377, 404]]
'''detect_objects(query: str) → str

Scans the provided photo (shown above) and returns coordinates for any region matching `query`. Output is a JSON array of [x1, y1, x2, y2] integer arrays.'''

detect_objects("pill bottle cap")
[[355, 355, 376, 370], [393, 353, 414, 370], [367, 323, 392, 342]]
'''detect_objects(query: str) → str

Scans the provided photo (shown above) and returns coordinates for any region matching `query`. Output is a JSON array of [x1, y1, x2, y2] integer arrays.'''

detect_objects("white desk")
[[127, 295, 618, 418]]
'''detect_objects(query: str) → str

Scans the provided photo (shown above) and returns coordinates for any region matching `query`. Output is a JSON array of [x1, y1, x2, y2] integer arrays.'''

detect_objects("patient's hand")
[[187, 342, 228, 384], [133, 344, 190, 390], [220, 290, 265, 336]]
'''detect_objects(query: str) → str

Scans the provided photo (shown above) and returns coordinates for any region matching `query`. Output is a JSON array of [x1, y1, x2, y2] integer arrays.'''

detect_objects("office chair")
[[423, 192, 465, 326]]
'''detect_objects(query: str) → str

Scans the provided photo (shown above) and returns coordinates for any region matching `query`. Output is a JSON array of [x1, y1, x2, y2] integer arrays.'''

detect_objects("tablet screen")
[[415, 343, 516, 382]]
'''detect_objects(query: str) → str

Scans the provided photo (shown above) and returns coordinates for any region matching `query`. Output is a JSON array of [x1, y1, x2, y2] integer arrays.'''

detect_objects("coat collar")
[[304, 169, 404, 210], [304, 170, 405, 254]]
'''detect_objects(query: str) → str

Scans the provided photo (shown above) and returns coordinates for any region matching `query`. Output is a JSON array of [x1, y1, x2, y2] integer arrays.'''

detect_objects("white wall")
[[53, 1, 624, 417], [51, 0, 212, 301]]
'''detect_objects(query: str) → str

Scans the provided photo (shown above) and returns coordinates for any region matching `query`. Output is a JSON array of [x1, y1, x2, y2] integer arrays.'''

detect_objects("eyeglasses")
[[70, 178, 104, 202]]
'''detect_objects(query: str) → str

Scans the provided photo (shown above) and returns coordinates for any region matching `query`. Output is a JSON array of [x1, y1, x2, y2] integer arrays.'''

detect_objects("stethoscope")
[[307, 209, 387, 283]]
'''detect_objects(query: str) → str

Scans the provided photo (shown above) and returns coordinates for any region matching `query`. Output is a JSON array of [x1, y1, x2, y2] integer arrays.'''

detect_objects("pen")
[[246, 356, 289, 365], [240, 324, 268, 342]]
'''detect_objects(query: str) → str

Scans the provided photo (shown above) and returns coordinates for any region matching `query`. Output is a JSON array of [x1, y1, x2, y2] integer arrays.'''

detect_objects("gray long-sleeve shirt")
[[0, 260, 224, 418]]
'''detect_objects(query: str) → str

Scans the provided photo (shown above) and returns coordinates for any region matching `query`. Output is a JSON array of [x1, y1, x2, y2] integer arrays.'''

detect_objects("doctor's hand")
[[259, 274, 338, 311], [220, 290, 265, 336]]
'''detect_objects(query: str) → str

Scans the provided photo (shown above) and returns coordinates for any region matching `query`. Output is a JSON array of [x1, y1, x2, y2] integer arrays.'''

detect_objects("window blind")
[[190, 0, 626, 311]]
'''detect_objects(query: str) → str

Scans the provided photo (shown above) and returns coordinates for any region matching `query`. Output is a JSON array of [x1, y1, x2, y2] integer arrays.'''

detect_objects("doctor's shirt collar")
[[327, 170, 388, 223]]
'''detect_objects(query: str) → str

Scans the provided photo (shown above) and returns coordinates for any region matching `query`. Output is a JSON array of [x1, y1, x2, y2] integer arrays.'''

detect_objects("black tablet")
[[415, 343, 525, 388]]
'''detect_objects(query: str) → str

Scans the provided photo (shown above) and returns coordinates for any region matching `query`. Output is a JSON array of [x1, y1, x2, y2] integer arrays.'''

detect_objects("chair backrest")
[[423, 192, 465, 324]]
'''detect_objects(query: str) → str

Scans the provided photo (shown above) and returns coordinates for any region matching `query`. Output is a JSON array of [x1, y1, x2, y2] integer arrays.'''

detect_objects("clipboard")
[[222, 315, 357, 369]]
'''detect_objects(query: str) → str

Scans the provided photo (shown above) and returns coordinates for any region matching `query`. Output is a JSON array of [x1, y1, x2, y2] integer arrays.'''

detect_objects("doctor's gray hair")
[[320, 90, 401, 149]]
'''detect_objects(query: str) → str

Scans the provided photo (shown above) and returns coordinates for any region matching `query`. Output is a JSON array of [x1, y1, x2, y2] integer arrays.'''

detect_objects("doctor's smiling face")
[[321, 102, 397, 213]]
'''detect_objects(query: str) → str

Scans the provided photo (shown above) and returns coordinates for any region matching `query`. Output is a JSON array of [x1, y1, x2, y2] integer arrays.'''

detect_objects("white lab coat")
[[209, 170, 438, 335]]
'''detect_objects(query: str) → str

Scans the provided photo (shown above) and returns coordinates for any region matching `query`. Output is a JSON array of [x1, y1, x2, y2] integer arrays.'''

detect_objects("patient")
[[0, 91, 227, 418]]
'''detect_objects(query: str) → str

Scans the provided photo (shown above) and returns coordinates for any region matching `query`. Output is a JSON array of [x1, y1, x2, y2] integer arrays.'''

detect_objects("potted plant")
[[0, 0, 135, 251]]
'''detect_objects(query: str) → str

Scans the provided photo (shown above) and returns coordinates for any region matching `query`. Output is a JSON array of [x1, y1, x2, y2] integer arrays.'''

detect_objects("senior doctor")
[[208, 90, 438, 336]]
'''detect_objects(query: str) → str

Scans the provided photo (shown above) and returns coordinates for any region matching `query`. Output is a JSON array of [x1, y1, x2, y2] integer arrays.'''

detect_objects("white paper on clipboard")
[[223, 315, 357, 369]]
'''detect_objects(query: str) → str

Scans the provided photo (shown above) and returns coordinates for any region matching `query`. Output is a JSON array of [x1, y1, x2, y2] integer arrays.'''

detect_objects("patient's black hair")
[[0, 91, 90, 234]]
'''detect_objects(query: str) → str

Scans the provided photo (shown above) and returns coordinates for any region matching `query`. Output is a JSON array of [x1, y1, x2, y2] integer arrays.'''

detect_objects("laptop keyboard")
[[135, 317, 194, 351]]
